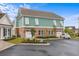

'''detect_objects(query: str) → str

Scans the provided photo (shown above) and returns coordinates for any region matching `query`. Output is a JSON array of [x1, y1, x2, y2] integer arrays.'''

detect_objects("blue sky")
[[0, 3, 79, 28]]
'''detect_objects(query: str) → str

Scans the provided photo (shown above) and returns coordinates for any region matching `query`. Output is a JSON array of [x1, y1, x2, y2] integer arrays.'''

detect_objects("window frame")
[[35, 18, 39, 25], [25, 17, 29, 25]]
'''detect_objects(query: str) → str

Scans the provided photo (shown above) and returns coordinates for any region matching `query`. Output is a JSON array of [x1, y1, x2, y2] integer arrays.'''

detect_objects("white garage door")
[[25, 32, 32, 38]]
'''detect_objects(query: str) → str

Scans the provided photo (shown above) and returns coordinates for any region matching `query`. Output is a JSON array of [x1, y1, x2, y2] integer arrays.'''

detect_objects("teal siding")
[[16, 19, 19, 27], [16, 16, 63, 28], [38, 18, 54, 27], [24, 17, 55, 27], [56, 20, 63, 27], [16, 18, 23, 27], [24, 17, 35, 26]]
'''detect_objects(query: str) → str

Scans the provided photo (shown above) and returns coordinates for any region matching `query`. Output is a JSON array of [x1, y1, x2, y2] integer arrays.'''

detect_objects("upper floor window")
[[60, 21, 63, 26], [25, 17, 29, 24], [53, 20, 56, 26], [56, 20, 63, 27], [35, 18, 39, 25]]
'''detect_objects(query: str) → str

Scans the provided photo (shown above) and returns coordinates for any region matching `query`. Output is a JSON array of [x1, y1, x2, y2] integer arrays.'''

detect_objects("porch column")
[[7, 28, 8, 38], [1, 28, 3, 39], [7, 28, 12, 38], [11, 29, 12, 37]]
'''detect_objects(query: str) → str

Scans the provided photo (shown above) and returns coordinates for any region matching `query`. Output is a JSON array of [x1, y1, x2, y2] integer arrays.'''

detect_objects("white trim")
[[0, 28, 3, 39], [15, 26, 63, 29], [22, 15, 63, 20], [25, 17, 29, 24], [7, 28, 8, 37], [53, 20, 57, 26], [22, 17, 24, 26], [5, 14, 13, 25], [60, 21, 64, 26], [35, 18, 39, 25]]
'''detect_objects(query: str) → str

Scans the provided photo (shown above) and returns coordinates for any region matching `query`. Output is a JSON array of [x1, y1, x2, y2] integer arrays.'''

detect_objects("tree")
[[31, 28, 36, 37], [64, 28, 76, 38], [53, 24, 56, 36]]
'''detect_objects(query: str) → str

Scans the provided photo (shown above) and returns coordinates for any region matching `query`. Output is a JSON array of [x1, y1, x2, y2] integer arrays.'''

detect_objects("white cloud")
[[63, 14, 79, 28], [19, 3, 31, 9], [0, 3, 31, 21], [0, 3, 47, 22], [0, 3, 18, 21]]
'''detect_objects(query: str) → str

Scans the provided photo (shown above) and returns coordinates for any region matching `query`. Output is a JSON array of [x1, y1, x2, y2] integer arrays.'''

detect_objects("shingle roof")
[[19, 8, 63, 20], [0, 13, 5, 19]]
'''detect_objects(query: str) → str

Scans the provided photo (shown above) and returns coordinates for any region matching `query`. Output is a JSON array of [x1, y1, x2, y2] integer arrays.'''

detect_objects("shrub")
[[12, 35, 16, 39], [22, 38, 48, 43], [3, 37, 13, 41], [36, 36, 57, 39]]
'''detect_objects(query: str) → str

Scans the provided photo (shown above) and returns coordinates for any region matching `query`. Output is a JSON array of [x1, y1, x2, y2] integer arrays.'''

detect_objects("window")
[[60, 21, 63, 27], [25, 17, 29, 24], [51, 31, 53, 35], [38, 30, 45, 36], [53, 20, 56, 26], [38, 30, 40, 35], [56, 20, 63, 27], [41, 30, 44, 36], [3, 28, 7, 37], [8, 28, 11, 37], [48, 30, 51, 35], [35, 18, 39, 25], [3, 28, 11, 38]]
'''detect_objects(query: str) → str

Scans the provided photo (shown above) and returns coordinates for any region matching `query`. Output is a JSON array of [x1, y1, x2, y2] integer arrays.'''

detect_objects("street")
[[0, 39, 79, 56]]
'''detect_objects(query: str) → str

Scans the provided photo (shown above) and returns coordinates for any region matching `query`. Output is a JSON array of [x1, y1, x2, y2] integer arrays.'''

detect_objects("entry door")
[[25, 32, 32, 38]]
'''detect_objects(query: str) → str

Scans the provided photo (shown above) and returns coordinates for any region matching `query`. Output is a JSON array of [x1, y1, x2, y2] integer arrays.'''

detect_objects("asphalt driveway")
[[0, 39, 79, 56]]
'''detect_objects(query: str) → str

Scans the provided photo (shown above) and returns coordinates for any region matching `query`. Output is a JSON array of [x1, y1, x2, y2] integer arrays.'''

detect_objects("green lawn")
[[7, 37, 60, 44], [72, 37, 79, 40], [7, 38, 24, 44], [7, 38, 49, 44]]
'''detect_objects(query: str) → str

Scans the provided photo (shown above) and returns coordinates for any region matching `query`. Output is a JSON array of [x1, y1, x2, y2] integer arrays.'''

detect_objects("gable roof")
[[0, 13, 13, 26], [0, 13, 5, 19], [18, 7, 64, 20]]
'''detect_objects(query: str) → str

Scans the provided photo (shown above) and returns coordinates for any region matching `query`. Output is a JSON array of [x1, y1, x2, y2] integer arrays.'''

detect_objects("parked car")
[[60, 33, 71, 39]]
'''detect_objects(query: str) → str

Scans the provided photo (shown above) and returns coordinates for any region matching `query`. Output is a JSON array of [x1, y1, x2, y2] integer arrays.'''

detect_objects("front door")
[[25, 31, 32, 39]]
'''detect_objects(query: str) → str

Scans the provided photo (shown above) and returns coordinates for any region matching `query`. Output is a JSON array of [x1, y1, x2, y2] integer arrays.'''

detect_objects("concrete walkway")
[[0, 40, 15, 51], [19, 43, 50, 45]]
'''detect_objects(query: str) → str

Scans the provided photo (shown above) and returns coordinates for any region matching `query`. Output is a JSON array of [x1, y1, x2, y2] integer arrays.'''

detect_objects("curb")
[[18, 43, 50, 45], [0, 40, 16, 52], [0, 44, 16, 52], [48, 38, 63, 40]]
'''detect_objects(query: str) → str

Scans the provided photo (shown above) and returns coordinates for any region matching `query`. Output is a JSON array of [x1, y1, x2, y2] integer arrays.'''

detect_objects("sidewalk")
[[19, 43, 50, 45], [0, 40, 15, 51]]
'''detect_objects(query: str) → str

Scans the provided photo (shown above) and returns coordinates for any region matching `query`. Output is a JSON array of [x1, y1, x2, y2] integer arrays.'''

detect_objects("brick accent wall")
[[16, 28, 25, 38], [15, 27, 63, 38], [34, 28, 56, 37]]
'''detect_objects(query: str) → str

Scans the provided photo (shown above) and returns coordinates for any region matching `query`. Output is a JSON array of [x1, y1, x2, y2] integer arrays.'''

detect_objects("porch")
[[0, 27, 12, 39]]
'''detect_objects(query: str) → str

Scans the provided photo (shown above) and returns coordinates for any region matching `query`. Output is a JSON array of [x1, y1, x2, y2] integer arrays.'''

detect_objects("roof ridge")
[[0, 13, 5, 19], [20, 7, 58, 15], [19, 7, 63, 20]]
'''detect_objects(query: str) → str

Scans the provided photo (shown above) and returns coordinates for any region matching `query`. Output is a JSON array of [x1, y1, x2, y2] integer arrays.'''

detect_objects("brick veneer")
[[15, 27, 63, 38]]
